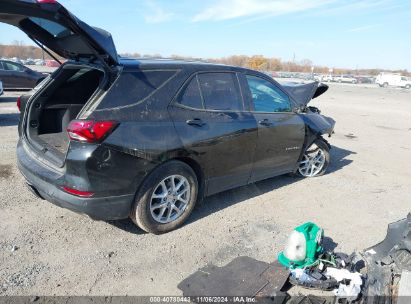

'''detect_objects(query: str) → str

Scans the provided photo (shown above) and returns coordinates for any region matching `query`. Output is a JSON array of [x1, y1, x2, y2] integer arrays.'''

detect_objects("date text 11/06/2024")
[[149, 296, 257, 303]]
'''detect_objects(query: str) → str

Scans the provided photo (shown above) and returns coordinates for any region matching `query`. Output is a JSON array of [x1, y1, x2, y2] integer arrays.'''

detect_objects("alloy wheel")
[[150, 175, 191, 224], [298, 144, 326, 177]]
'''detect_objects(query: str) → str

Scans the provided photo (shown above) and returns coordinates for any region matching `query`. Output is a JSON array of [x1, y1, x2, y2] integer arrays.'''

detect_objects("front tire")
[[130, 161, 198, 234], [297, 140, 330, 177]]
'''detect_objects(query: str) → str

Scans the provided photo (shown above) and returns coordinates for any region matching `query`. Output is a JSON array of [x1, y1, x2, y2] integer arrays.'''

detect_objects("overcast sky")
[[1, 0, 410, 70]]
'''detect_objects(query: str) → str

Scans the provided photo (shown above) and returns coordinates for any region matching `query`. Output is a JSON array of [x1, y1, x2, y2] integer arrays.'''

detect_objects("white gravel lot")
[[0, 83, 410, 296]]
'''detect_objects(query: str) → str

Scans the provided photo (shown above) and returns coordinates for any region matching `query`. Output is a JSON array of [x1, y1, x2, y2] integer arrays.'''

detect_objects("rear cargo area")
[[26, 66, 104, 165]]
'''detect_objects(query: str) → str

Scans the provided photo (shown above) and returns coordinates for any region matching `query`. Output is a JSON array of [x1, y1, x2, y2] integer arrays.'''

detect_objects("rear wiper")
[[28, 35, 62, 65]]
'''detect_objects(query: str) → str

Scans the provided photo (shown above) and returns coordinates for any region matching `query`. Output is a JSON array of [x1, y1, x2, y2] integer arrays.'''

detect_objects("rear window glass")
[[198, 73, 243, 111], [178, 77, 204, 109], [97, 70, 178, 109], [29, 17, 73, 39]]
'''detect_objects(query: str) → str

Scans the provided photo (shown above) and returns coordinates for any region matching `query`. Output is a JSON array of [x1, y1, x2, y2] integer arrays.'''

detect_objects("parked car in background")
[[320, 75, 333, 82], [35, 59, 45, 66], [0, 59, 47, 89], [0, 80, 3, 96], [354, 76, 375, 84], [376, 73, 411, 89], [333, 75, 357, 84], [45, 60, 61, 67], [9, 57, 23, 64], [299, 73, 315, 81], [24, 58, 36, 65], [2, 0, 335, 233], [313, 74, 325, 82]]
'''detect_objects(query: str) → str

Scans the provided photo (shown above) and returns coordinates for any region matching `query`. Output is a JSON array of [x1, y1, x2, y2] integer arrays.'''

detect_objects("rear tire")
[[405, 84, 411, 89], [296, 139, 330, 178], [130, 161, 198, 234], [383, 82, 389, 88]]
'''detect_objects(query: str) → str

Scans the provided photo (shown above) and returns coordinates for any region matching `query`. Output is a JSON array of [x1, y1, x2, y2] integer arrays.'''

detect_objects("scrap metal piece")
[[393, 250, 411, 272], [397, 270, 411, 304], [364, 213, 411, 266], [363, 213, 411, 303], [178, 257, 290, 303], [289, 269, 338, 291]]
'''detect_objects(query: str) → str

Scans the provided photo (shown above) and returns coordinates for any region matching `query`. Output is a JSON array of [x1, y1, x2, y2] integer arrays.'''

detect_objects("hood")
[[0, 0, 118, 66], [282, 81, 329, 108]]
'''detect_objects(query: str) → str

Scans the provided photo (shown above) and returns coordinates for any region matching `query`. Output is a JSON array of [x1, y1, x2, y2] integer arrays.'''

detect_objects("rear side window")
[[97, 70, 178, 109], [178, 77, 204, 109], [198, 73, 242, 111], [177, 72, 243, 112]]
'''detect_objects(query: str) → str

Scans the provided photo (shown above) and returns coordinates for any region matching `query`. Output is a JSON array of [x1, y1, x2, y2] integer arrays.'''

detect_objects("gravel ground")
[[0, 84, 410, 296]]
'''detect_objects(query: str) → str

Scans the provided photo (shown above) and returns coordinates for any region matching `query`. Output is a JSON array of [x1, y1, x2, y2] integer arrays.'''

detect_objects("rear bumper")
[[17, 140, 134, 220]]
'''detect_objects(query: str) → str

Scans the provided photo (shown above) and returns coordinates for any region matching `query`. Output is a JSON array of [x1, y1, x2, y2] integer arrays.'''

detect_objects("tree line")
[[1, 43, 409, 76], [113, 52, 411, 77]]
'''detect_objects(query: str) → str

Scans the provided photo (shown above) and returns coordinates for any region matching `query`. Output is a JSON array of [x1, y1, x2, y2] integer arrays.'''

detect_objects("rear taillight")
[[17, 96, 21, 112], [62, 187, 94, 198], [67, 120, 118, 143]]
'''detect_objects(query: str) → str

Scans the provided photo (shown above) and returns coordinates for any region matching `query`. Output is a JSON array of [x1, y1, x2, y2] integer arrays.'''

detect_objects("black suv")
[[2, 0, 335, 233]]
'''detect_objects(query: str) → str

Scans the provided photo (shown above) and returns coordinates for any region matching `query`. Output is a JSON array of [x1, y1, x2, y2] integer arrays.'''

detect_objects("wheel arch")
[[293, 125, 331, 173], [171, 156, 206, 203]]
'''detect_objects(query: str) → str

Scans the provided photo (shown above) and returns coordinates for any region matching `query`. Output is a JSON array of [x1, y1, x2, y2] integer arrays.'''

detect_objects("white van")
[[376, 73, 411, 89]]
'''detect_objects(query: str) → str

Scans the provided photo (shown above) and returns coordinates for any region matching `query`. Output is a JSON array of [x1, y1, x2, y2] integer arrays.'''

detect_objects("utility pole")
[[292, 52, 296, 72]]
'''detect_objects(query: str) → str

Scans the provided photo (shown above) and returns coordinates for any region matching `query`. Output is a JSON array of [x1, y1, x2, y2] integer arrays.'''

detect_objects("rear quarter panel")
[[86, 67, 193, 193]]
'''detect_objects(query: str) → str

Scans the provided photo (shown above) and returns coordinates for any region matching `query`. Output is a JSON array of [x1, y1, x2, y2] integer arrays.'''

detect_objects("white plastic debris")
[[290, 269, 317, 284], [324, 267, 363, 301], [366, 249, 377, 255], [291, 268, 305, 279]]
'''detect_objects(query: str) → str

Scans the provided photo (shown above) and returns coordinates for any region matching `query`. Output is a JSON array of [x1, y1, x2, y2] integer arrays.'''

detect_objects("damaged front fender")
[[292, 110, 335, 174], [301, 111, 336, 137], [282, 81, 335, 137]]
